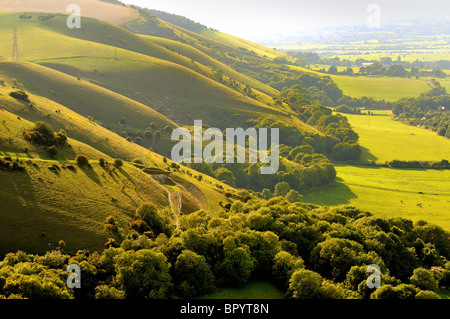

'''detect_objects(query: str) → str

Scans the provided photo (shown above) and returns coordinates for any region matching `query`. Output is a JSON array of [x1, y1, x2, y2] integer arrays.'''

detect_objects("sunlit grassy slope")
[[0, 0, 139, 24], [0, 108, 170, 254], [342, 111, 450, 163], [0, 13, 303, 131], [0, 61, 177, 131], [0, 98, 235, 255], [0, 83, 236, 201], [140, 34, 279, 98], [197, 29, 287, 60]]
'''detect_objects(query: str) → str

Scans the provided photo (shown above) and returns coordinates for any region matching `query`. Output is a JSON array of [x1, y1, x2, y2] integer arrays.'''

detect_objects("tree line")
[[0, 199, 448, 299]]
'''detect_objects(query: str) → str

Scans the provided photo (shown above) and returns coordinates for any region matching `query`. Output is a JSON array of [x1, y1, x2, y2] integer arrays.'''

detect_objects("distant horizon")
[[123, 0, 450, 40]]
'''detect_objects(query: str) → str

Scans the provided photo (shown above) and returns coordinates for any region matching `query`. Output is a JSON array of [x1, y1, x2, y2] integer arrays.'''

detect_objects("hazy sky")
[[123, 0, 450, 39]]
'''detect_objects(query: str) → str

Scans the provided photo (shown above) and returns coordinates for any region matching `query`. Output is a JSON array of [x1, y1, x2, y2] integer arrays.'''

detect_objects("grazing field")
[[330, 75, 430, 101], [288, 65, 430, 101], [304, 111, 450, 231], [303, 165, 450, 231], [342, 111, 450, 163], [198, 281, 285, 299]]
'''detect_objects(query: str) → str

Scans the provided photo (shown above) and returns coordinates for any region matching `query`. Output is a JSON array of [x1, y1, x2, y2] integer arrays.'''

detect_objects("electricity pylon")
[[12, 26, 19, 61]]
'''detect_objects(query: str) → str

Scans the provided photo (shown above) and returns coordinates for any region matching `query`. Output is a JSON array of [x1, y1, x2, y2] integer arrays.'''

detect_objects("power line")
[[12, 26, 19, 61]]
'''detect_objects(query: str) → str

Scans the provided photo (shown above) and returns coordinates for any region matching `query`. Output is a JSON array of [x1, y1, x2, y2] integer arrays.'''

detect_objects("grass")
[[304, 110, 450, 231], [0, 106, 233, 255], [330, 75, 430, 101], [0, 14, 298, 131], [342, 111, 450, 163], [0, 0, 139, 25], [303, 164, 450, 231], [197, 281, 285, 299], [438, 289, 450, 299], [288, 65, 430, 101], [0, 157, 172, 256], [140, 34, 279, 98]]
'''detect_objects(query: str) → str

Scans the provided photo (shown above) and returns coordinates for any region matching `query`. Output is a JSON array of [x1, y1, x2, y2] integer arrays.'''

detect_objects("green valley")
[[0, 0, 448, 305]]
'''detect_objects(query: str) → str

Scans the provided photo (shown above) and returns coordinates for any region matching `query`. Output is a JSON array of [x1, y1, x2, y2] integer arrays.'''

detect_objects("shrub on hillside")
[[9, 90, 30, 102], [113, 159, 124, 168], [75, 154, 90, 167], [23, 122, 67, 147]]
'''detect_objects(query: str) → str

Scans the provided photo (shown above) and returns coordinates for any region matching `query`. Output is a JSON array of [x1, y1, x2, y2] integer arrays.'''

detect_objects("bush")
[[132, 158, 144, 165], [99, 158, 106, 167], [75, 154, 89, 167], [23, 122, 67, 147], [131, 220, 150, 234], [415, 290, 441, 299], [410, 268, 439, 292], [288, 269, 323, 299], [114, 249, 172, 299], [113, 159, 124, 168], [9, 90, 30, 102], [173, 250, 215, 297], [135, 203, 168, 236]]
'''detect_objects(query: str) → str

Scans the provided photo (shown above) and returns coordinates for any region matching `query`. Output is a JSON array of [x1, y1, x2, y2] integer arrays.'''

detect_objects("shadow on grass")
[[78, 165, 102, 185], [359, 146, 378, 163], [302, 182, 358, 207]]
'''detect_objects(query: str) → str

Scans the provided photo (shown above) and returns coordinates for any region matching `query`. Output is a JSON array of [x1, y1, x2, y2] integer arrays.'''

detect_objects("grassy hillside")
[[0, 98, 236, 255], [0, 14, 302, 132], [141, 34, 279, 98], [145, 8, 287, 60], [0, 61, 176, 128], [0, 84, 236, 205], [0, 0, 139, 24], [0, 108, 170, 255]]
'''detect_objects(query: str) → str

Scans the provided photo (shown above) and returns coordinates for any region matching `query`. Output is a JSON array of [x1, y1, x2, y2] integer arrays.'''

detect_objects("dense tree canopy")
[[1, 196, 448, 300]]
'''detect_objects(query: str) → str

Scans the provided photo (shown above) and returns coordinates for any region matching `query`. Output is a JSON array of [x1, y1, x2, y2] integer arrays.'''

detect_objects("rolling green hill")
[[0, 0, 139, 24], [141, 34, 279, 98], [0, 85, 237, 255], [144, 8, 288, 60], [0, 14, 306, 132]]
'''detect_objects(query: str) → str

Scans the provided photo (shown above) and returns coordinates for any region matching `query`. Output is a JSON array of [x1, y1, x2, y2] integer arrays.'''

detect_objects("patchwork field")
[[304, 110, 450, 231]]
